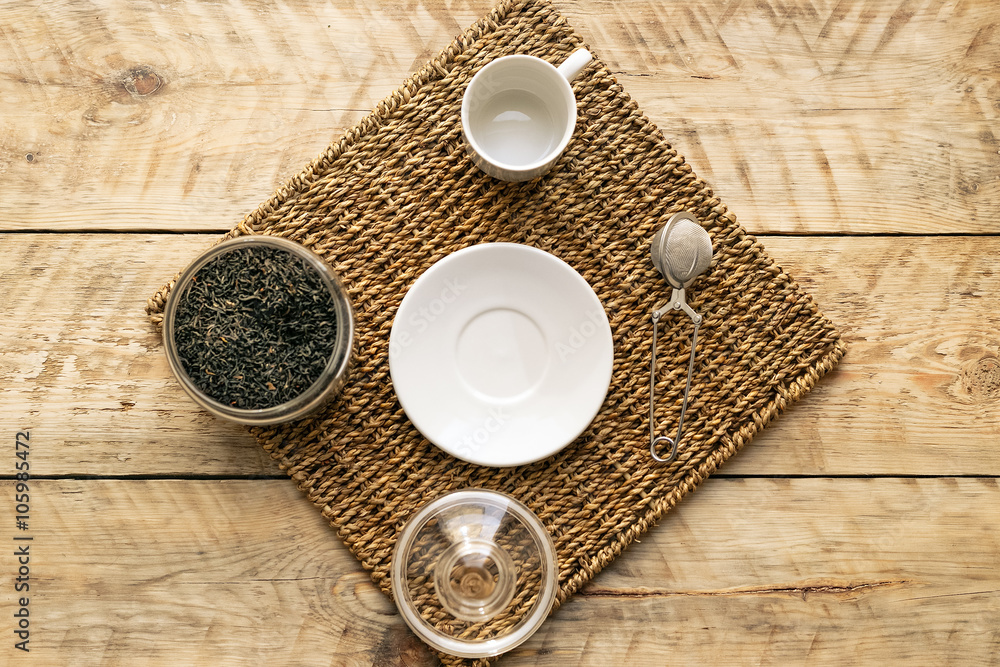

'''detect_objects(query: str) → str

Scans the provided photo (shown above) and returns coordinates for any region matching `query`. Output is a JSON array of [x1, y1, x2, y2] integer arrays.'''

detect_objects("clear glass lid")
[[390, 489, 558, 658]]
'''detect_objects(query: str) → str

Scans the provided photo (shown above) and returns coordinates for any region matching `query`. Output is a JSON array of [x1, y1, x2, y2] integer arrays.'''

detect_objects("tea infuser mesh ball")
[[651, 212, 714, 289], [391, 489, 558, 659], [649, 211, 714, 464]]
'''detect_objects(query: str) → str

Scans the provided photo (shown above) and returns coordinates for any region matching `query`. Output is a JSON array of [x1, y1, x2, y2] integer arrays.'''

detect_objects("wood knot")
[[120, 65, 162, 98], [960, 356, 1000, 399], [956, 175, 981, 196]]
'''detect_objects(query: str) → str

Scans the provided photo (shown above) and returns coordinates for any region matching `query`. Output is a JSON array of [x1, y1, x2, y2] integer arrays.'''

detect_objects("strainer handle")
[[650, 308, 701, 463]]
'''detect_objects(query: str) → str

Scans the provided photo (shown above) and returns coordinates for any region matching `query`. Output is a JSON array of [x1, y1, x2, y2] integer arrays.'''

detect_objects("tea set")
[[164, 48, 715, 658]]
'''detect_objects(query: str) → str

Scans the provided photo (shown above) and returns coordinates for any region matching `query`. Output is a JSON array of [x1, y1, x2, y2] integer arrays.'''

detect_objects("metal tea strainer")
[[649, 211, 714, 464]]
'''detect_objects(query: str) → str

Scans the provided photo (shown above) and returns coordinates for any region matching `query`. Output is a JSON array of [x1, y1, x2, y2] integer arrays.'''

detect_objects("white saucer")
[[389, 243, 613, 467]]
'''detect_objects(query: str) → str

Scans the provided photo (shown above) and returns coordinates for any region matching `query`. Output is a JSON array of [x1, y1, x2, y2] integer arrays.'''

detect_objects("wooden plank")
[[0, 0, 479, 233], [3, 478, 427, 664], [566, 0, 1000, 235], [2, 233, 999, 476], [1, 0, 997, 234], [0, 234, 277, 476], [3, 477, 998, 664], [728, 233, 1000, 475]]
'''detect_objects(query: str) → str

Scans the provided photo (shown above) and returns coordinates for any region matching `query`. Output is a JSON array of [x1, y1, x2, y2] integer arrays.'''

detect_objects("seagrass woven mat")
[[147, 0, 845, 663]]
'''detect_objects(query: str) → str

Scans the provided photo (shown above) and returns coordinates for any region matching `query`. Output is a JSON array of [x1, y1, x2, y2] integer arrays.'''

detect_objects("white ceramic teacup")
[[461, 48, 593, 182]]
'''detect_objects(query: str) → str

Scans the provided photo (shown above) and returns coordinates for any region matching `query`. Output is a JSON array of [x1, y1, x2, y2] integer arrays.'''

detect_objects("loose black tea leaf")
[[172, 244, 339, 410]]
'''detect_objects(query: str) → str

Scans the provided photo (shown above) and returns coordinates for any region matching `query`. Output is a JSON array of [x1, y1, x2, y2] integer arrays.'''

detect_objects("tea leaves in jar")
[[171, 244, 339, 410]]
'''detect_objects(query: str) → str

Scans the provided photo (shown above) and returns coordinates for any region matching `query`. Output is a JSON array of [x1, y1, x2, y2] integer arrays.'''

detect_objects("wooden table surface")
[[3, 0, 999, 664]]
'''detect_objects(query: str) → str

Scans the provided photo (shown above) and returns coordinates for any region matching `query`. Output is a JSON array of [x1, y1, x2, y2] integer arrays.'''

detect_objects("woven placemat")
[[147, 0, 845, 663]]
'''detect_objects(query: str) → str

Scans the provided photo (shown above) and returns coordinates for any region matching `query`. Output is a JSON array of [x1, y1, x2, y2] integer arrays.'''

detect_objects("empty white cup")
[[461, 49, 593, 182]]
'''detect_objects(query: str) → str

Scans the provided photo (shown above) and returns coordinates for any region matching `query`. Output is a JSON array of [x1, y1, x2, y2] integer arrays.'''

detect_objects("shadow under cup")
[[462, 56, 576, 181]]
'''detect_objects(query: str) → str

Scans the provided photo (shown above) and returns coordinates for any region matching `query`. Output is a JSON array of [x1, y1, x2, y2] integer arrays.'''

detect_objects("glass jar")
[[391, 489, 558, 658], [162, 235, 353, 425]]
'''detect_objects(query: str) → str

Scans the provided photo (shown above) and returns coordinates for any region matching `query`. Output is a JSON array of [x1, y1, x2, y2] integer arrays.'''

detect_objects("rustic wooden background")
[[2, 0, 999, 663]]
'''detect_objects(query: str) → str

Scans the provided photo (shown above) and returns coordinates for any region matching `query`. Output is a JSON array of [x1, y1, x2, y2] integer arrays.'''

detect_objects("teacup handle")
[[557, 48, 593, 82]]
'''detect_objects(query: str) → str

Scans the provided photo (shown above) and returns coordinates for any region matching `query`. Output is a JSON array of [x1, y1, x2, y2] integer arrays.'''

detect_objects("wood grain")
[[1, 0, 997, 233], [1, 0, 997, 664], [568, 0, 1000, 235], [0, 234, 276, 476], [730, 233, 1000, 475], [2, 233, 998, 476], [4, 477, 997, 664]]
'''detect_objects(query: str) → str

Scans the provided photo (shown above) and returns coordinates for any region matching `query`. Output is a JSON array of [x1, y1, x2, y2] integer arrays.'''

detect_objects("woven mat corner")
[[147, 0, 845, 664]]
